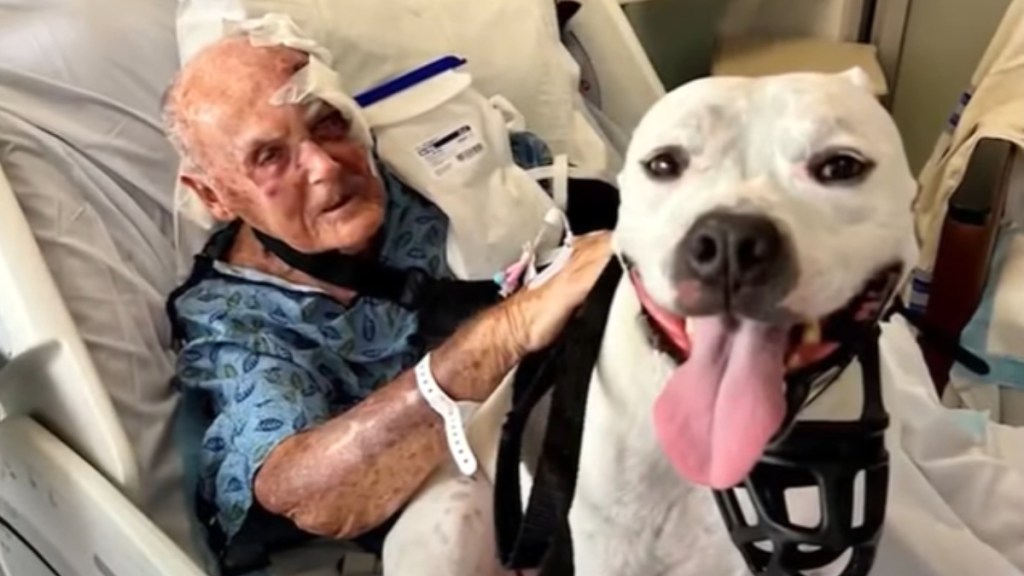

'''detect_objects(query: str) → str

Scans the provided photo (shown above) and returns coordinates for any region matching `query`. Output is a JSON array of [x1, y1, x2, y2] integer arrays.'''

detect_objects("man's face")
[[181, 46, 385, 254]]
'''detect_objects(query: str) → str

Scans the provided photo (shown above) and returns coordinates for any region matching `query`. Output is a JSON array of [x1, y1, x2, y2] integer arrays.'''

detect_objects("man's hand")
[[510, 231, 613, 354], [445, 231, 613, 403]]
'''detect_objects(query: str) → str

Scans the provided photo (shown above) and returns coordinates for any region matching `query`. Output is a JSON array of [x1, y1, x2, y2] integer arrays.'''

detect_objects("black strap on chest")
[[251, 175, 620, 350], [252, 229, 503, 350], [494, 260, 623, 575]]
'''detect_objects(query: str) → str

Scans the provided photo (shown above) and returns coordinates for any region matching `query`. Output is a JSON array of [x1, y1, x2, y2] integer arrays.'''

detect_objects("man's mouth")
[[322, 173, 370, 215], [633, 266, 900, 490], [323, 194, 352, 214]]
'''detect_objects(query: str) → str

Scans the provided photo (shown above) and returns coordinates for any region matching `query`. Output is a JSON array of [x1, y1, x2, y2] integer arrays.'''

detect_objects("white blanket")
[[873, 316, 1024, 574], [0, 0, 210, 565]]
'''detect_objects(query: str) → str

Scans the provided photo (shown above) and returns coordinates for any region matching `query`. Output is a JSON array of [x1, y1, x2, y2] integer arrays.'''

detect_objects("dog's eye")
[[642, 147, 688, 181], [809, 151, 873, 185]]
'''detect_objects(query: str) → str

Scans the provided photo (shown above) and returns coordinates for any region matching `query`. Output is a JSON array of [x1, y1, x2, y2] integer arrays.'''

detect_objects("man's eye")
[[312, 111, 350, 140], [256, 146, 283, 166]]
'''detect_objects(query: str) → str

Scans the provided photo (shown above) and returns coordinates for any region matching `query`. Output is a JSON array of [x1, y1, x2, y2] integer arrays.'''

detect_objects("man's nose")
[[677, 211, 789, 292], [300, 141, 340, 185]]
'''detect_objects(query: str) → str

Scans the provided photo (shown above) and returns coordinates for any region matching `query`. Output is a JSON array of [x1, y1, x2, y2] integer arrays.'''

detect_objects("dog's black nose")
[[682, 212, 784, 287]]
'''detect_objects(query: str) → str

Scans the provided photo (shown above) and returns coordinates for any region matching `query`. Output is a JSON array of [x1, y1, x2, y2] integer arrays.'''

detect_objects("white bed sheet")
[[870, 317, 1024, 573], [0, 0, 207, 564]]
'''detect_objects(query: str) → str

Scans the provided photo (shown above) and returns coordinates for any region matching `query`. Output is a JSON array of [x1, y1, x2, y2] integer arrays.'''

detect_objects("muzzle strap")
[[713, 328, 889, 576]]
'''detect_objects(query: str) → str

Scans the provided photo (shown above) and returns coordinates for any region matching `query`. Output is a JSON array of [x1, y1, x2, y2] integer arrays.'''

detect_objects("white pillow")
[[176, 0, 580, 156]]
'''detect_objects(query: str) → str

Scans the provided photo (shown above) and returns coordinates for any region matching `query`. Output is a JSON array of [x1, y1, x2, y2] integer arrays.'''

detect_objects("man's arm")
[[254, 298, 528, 539], [253, 232, 611, 540]]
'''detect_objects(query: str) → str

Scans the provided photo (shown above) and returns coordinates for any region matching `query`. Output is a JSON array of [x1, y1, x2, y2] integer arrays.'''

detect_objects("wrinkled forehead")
[[628, 73, 891, 160], [206, 83, 310, 140], [190, 51, 322, 153]]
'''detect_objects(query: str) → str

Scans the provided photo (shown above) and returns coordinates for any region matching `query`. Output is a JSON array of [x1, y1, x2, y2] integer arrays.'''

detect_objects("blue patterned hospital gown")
[[169, 134, 552, 553]]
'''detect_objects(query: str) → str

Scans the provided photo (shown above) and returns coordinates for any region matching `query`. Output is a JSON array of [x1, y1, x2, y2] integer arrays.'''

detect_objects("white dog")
[[383, 68, 921, 576]]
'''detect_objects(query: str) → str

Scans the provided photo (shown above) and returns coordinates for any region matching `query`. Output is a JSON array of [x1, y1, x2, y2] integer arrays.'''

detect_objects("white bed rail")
[[568, 0, 666, 136], [0, 165, 139, 498], [0, 417, 205, 575]]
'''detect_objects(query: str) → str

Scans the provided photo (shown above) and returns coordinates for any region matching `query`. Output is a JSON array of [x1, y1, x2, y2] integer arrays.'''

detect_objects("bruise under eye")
[[311, 110, 350, 140]]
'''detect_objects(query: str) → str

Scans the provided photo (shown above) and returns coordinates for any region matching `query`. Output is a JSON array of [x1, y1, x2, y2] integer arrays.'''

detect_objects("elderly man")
[[164, 35, 611, 573]]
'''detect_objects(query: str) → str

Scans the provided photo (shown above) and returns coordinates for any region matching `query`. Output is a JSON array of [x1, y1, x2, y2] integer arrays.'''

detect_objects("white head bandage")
[[227, 14, 373, 148], [172, 13, 375, 247]]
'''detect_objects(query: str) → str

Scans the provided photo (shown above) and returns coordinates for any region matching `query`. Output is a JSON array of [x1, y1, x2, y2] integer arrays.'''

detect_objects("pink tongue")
[[653, 317, 788, 489]]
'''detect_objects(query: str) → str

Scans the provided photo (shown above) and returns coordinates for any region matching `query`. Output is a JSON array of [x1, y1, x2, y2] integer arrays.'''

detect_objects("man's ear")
[[179, 172, 236, 222]]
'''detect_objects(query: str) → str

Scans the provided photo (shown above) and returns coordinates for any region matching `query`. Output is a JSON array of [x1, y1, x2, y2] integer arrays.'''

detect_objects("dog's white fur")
[[617, 67, 917, 321], [382, 69, 920, 576]]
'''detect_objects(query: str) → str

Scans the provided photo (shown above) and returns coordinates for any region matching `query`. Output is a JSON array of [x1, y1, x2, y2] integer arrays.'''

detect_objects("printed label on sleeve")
[[416, 124, 485, 178]]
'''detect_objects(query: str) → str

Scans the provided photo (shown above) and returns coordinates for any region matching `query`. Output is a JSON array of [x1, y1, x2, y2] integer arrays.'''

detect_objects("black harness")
[[495, 260, 624, 574]]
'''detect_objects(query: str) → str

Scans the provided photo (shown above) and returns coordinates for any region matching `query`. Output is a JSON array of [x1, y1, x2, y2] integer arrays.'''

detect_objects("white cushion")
[[176, 0, 580, 156]]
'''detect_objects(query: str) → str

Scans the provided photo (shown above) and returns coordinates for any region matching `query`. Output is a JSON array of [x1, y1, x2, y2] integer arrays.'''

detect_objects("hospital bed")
[[0, 0, 664, 573], [0, 167, 203, 574]]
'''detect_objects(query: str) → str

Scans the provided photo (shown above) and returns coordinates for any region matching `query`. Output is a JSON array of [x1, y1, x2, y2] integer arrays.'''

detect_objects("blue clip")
[[354, 55, 468, 108]]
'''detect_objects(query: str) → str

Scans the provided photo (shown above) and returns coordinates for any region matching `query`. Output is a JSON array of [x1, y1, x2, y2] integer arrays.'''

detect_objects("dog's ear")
[[837, 66, 874, 94]]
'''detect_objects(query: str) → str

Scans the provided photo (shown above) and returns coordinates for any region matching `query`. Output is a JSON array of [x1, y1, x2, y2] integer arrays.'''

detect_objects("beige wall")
[[624, 0, 1011, 175], [623, 0, 861, 90], [891, 0, 1010, 172], [624, 0, 729, 89], [728, 0, 863, 40]]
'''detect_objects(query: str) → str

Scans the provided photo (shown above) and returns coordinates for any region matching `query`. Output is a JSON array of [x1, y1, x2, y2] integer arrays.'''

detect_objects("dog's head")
[[615, 69, 918, 489]]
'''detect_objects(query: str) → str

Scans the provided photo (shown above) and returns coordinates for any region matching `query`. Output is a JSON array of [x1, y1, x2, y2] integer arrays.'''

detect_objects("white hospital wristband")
[[415, 354, 478, 477]]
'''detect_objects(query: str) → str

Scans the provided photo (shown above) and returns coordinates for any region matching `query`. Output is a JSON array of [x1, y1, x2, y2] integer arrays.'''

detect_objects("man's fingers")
[[571, 232, 612, 262], [538, 230, 612, 302]]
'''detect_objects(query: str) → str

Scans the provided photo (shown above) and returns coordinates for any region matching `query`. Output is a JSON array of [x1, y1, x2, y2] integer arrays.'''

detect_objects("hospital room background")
[[1, 0, 1024, 574]]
